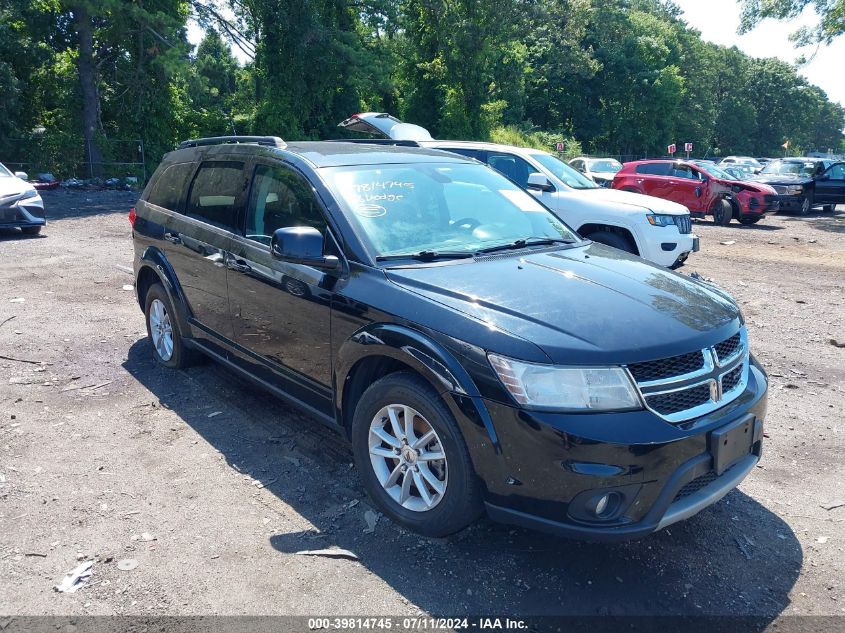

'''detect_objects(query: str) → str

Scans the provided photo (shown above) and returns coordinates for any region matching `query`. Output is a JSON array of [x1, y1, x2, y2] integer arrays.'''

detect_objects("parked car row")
[[340, 113, 697, 268], [0, 163, 46, 234], [131, 133, 768, 541], [612, 159, 780, 226]]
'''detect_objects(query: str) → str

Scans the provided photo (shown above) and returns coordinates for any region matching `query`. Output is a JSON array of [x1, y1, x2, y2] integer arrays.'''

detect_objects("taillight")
[[128, 207, 136, 227]]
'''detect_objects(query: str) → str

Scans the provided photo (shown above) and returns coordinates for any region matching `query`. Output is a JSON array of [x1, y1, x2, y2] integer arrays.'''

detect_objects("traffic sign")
[[684, 142, 693, 152], [667, 143, 676, 154], [555, 142, 565, 152]]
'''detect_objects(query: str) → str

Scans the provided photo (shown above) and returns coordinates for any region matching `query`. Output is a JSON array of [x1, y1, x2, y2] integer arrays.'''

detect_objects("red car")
[[612, 159, 779, 225]]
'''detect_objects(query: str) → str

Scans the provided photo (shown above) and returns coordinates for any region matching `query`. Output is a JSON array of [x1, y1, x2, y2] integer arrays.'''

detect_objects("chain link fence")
[[1, 136, 147, 183]]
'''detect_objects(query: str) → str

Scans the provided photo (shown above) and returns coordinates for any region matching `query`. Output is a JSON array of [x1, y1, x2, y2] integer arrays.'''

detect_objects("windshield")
[[0, 163, 12, 178], [322, 162, 581, 259], [692, 161, 737, 181], [588, 159, 622, 173], [760, 160, 816, 177], [529, 152, 598, 189]]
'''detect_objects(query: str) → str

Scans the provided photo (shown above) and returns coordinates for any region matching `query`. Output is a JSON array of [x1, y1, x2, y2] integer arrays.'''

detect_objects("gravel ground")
[[1, 190, 843, 622]]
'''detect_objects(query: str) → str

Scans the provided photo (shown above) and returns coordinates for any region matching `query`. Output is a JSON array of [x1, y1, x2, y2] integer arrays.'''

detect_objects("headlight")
[[487, 353, 642, 411], [646, 213, 676, 227], [786, 185, 803, 196], [17, 190, 39, 201]]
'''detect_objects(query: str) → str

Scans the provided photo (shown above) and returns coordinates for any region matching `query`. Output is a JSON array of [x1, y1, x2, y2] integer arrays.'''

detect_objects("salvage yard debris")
[[54, 560, 93, 593], [294, 548, 359, 561]]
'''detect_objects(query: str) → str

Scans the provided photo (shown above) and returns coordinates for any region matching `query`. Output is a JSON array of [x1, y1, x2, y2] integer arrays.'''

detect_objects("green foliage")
[[1, 0, 842, 180], [739, 0, 845, 46]]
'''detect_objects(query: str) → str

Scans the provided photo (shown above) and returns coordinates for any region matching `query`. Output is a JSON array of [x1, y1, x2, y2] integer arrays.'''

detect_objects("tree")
[[739, 0, 845, 47]]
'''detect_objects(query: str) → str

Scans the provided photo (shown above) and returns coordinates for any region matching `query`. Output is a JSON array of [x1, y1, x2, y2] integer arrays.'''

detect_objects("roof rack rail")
[[330, 139, 421, 148], [177, 136, 286, 149]]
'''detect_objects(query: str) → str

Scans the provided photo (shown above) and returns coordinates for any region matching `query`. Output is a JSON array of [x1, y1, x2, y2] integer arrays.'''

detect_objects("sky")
[[187, 1, 844, 107], [674, 0, 845, 107]]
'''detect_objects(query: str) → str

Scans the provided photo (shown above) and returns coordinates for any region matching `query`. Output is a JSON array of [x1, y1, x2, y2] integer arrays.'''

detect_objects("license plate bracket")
[[710, 415, 754, 475]]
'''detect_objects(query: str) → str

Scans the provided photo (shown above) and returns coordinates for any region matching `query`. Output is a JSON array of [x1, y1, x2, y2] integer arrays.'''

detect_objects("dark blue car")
[[131, 136, 767, 540]]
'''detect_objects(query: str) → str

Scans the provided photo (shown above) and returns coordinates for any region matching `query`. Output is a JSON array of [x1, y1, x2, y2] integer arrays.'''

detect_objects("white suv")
[[339, 114, 698, 268]]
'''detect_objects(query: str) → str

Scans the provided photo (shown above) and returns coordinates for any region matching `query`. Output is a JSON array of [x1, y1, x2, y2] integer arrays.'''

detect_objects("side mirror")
[[526, 172, 554, 192], [14, 171, 28, 180], [271, 226, 340, 271]]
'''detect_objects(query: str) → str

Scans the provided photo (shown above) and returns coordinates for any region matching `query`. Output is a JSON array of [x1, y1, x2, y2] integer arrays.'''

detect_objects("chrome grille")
[[722, 365, 743, 393], [648, 383, 711, 415], [628, 350, 704, 383], [714, 333, 741, 364], [626, 329, 749, 423], [673, 214, 692, 234]]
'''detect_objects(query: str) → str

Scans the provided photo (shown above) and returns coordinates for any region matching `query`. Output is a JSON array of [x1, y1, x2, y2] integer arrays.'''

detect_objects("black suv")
[[131, 135, 768, 540], [751, 157, 845, 214]]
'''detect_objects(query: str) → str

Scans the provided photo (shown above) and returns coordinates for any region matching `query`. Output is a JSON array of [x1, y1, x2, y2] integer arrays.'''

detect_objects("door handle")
[[228, 259, 252, 273], [163, 232, 181, 244]]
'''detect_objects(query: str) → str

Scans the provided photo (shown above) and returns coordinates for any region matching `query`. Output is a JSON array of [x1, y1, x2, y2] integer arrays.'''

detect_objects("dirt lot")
[[1, 189, 844, 623]]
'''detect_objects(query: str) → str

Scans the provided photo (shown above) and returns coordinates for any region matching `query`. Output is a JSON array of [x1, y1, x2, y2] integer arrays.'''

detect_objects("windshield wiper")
[[475, 237, 576, 255], [376, 250, 476, 262]]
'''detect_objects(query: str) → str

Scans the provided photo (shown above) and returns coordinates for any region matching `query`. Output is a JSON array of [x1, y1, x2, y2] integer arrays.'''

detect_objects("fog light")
[[594, 494, 610, 516]]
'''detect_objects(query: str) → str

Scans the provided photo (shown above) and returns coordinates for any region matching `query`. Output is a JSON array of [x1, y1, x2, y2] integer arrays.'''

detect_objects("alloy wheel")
[[149, 298, 174, 361], [368, 404, 448, 512]]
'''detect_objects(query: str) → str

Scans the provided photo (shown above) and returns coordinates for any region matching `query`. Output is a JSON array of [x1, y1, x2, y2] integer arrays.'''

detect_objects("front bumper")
[[0, 195, 46, 228], [638, 229, 698, 268], [476, 359, 768, 541], [775, 194, 807, 211]]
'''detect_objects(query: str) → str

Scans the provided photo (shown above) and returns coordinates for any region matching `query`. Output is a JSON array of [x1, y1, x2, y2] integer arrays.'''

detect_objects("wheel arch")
[[335, 323, 502, 458], [135, 246, 192, 337], [577, 222, 640, 255]]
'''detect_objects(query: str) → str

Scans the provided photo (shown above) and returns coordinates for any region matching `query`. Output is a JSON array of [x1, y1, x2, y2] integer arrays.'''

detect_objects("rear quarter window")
[[635, 163, 671, 176], [185, 161, 245, 230], [145, 162, 195, 211]]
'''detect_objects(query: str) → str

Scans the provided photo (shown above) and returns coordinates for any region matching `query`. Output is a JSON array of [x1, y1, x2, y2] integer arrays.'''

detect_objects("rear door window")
[[485, 152, 534, 189], [635, 163, 671, 176], [185, 161, 245, 230], [146, 163, 194, 211], [438, 147, 482, 161]]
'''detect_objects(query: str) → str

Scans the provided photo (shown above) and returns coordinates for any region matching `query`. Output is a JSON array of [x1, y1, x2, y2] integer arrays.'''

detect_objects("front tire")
[[144, 283, 193, 369], [584, 230, 635, 254], [797, 194, 813, 216], [351, 372, 483, 537], [713, 199, 733, 226], [738, 215, 761, 225], [21, 226, 42, 235]]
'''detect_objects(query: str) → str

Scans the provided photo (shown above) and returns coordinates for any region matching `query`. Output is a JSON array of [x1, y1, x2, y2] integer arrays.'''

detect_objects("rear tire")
[[822, 204, 835, 212], [713, 199, 733, 226], [738, 215, 761, 225], [143, 283, 194, 369], [21, 226, 42, 235], [351, 372, 483, 537], [584, 230, 635, 254]]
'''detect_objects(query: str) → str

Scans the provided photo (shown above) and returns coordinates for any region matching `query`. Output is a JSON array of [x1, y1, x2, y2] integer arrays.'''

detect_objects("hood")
[[750, 173, 813, 186], [0, 175, 34, 199], [572, 187, 689, 215], [716, 179, 778, 195], [386, 243, 740, 365]]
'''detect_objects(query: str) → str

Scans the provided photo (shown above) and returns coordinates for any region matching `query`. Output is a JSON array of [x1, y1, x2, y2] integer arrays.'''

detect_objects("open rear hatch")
[[338, 113, 434, 142]]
